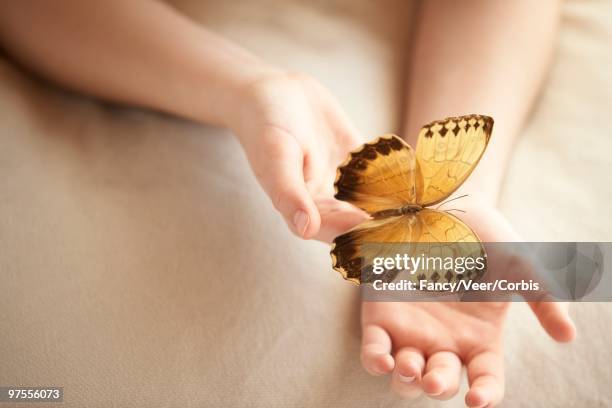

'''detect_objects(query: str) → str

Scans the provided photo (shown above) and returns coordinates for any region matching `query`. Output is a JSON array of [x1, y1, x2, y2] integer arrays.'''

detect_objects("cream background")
[[1, 0, 611, 406]]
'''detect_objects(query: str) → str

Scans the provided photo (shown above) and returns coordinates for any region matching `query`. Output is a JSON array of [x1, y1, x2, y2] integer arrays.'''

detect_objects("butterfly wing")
[[413, 209, 486, 284], [331, 209, 485, 285], [415, 115, 493, 206], [334, 134, 418, 215], [331, 214, 421, 284]]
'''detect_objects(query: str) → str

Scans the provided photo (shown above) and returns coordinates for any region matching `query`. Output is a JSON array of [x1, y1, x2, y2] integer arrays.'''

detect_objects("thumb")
[[251, 137, 321, 239]]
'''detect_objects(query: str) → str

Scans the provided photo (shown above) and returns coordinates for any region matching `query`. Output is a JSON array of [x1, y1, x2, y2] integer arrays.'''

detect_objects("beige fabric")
[[1, 0, 611, 406]]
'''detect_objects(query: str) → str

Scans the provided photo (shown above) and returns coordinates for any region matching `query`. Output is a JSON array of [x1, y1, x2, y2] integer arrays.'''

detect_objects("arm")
[[0, 0, 366, 241], [367, 2, 573, 406], [0, 0, 278, 127], [404, 0, 562, 204]]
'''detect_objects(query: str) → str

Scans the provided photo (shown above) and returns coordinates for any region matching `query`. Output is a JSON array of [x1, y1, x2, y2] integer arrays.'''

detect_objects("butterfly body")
[[330, 114, 493, 285], [371, 204, 423, 219]]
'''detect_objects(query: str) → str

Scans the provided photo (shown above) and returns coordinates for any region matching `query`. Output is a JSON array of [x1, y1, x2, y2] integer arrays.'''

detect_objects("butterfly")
[[330, 114, 493, 285]]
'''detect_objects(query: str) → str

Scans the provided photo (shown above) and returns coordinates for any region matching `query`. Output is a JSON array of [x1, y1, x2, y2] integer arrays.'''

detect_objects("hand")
[[360, 195, 576, 407], [229, 71, 368, 242]]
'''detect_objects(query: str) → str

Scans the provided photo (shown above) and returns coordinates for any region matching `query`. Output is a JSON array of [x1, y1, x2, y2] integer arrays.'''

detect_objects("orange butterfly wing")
[[334, 135, 418, 215], [331, 209, 485, 285], [415, 115, 493, 206]]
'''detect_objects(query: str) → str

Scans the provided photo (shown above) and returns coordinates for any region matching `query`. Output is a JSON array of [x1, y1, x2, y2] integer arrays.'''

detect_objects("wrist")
[[188, 56, 285, 129], [218, 65, 286, 129], [162, 25, 285, 129], [219, 67, 299, 145]]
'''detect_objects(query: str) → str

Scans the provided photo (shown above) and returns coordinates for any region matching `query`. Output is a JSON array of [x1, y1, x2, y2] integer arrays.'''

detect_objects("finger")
[[421, 351, 462, 400], [465, 350, 504, 408], [254, 135, 321, 239], [390, 347, 425, 399], [361, 325, 394, 376], [529, 301, 576, 342], [314, 198, 368, 243]]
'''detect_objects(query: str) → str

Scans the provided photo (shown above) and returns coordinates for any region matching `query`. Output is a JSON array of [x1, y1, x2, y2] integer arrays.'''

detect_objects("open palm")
[[362, 300, 508, 405], [360, 196, 576, 407]]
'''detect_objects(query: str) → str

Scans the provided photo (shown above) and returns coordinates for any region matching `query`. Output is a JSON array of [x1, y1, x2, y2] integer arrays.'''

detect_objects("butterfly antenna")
[[444, 208, 466, 213], [436, 194, 469, 210]]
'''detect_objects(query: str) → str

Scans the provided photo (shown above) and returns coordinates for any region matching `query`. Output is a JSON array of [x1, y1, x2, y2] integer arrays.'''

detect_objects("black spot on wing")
[[389, 137, 404, 150], [362, 145, 377, 160], [332, 230, 400, 284], [337, 169, 359, 186], [353, 158, 368, 170], [421, 114, 494, 142], [332, 231, 360, 280], [376, 140, 392, 155], [334, 190, 352, 201]]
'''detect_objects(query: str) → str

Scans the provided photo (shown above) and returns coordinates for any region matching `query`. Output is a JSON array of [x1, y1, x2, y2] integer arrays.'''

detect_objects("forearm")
[[405, 0, 561, 204], [0, 0, 277, 127]]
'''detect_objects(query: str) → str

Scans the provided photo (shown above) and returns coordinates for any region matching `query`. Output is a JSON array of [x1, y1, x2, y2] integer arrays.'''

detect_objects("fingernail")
[[293, 210, 309, 237], [399, 374, 415, 383]]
